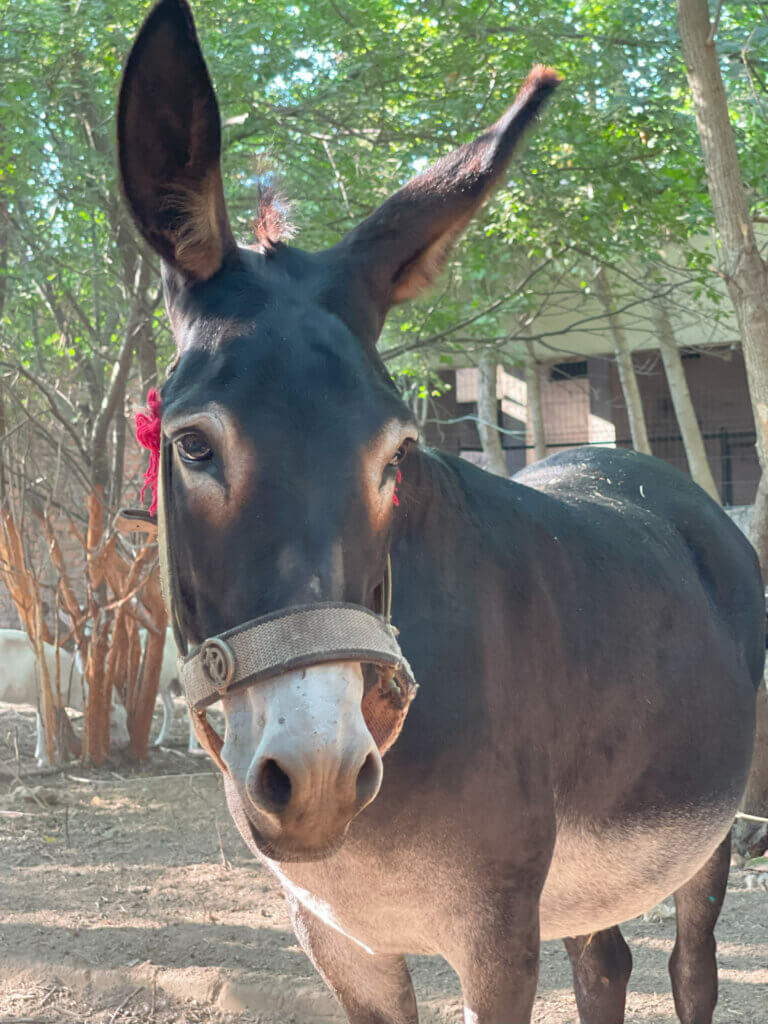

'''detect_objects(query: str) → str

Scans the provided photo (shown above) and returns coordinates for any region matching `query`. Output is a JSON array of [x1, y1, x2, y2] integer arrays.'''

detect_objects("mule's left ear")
[[330, 66, 560, 340], [118, 0, 235, 281]]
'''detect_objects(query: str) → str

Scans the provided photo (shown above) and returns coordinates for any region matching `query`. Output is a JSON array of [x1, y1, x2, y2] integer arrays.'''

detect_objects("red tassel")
[[135, 388, 162, 517], [393, 469, 402, 507]]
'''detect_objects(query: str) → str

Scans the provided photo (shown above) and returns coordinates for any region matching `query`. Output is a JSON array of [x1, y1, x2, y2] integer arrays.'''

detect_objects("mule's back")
[[515, 446, 765, 689]]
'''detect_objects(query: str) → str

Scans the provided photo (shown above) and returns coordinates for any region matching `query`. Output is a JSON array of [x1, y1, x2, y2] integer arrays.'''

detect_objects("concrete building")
[[422, 344, 757, 507]]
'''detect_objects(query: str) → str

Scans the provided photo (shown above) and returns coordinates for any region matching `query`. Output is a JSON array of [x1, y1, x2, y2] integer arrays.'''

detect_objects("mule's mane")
[[249, 183, 295, 253]]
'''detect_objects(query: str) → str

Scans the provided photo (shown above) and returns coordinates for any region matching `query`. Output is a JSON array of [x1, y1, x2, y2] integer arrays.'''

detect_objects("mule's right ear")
[[118, 0, 234, 281]]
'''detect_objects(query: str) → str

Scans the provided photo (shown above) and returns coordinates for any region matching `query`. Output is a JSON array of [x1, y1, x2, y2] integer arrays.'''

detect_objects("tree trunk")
[[677, 0, 768, 845], [129, 571, 167, 760], [137, 321, 158, 400], [524, 339, 547, 462], [89, 256, 152, 502], [476, 350, 508, 477], [676, 0, 768, 563], [82, 487, 109, 764], [108, 380, 126, 513], [733, 683, 768, 856], [0, 506, 59, 762], [750, 475, 768, 574], [0, 206, 8, 501], [594, 267, 652, 455], [651, 303, 720, 502], [0, 201, 8, 323]]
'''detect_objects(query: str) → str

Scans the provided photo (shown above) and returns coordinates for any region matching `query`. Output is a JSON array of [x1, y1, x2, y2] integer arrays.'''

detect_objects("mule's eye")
[[175, 430, 213, 464]]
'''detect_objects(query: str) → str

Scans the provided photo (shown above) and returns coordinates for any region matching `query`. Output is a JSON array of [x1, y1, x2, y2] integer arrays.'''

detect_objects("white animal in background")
[[0, 628, 130, 765], [642, 901, 676, 923], [143, 627, 200, 751]]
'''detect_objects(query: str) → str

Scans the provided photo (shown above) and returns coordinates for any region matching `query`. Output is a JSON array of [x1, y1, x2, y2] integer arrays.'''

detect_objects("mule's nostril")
[[355, 750, 383, 811], [258, 758, 293, 814]]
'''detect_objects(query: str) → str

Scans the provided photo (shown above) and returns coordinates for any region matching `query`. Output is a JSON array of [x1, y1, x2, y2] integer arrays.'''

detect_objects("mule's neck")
[[389, 445, 566, 615], [393, 446, 531, 552]]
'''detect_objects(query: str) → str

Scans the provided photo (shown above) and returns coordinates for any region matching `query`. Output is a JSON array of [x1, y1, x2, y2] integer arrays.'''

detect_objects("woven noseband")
[[179, 602, 417, 711]]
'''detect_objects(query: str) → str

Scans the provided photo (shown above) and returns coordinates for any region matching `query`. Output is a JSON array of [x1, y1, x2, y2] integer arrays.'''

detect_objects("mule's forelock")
[[249, 183, 296, 254]]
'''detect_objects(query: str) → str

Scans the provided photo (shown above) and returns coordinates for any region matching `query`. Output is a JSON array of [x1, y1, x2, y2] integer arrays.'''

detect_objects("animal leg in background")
[[288, 898, 418, 1024], [563, 926, 633, 1024], [186, 707, 201, 751], [152, 686, 201, 752], [668, 834, 730, 1024], [34, 709, 48, 766], [154, 687, 176, 746]]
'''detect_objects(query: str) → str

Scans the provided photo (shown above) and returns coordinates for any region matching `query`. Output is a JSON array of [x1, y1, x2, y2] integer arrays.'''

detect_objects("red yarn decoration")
[[135, 388, 162, 517]]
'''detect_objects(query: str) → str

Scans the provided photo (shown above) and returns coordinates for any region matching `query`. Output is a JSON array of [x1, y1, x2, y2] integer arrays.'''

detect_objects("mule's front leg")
[[288, 896, 418, 1024], [451, 904, 540, 1024]]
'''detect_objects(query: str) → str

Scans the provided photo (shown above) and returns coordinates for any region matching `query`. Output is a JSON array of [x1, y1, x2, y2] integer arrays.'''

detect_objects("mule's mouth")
[[244, 812, 348, 864], [225, 777, 350, 863]]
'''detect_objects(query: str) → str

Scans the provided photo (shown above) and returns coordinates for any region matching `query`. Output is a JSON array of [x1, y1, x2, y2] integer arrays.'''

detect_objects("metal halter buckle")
[[200, 638, 236, 691]]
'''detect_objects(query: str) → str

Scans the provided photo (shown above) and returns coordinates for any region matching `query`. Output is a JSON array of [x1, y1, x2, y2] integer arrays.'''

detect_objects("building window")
[[550, 361, 588, 381]]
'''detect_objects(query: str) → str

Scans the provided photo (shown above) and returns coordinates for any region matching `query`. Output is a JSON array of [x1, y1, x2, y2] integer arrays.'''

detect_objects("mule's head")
[[119, 0, 559, 861]]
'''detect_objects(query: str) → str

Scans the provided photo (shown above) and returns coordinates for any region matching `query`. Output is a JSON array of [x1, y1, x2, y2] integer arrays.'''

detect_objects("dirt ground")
[[1, 703, 767, 1024]]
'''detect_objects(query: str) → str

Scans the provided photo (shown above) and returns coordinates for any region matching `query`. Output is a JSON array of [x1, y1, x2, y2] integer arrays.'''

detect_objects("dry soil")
[[1, 703, 766, 1023]]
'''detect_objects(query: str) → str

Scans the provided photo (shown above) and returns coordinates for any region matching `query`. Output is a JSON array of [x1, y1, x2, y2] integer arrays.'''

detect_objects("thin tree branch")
[[707, 0, 724, 44], [0, 360, 89, 460], [90, 259, 152, 465], [383, 255, 561, 361]]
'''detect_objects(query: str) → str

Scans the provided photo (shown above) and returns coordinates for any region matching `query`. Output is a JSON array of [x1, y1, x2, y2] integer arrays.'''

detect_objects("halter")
[[117, 421, 418, 772]]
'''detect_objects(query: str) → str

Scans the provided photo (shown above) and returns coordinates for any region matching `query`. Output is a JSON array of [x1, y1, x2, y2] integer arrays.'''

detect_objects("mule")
[[117, 3, 764, 1021]]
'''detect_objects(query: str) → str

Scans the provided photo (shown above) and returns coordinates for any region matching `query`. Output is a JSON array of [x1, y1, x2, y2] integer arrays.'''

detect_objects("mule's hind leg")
[[563, 926, 632, 1024], [288, 897, 418, 1024], [669, 833, 730, 1024]]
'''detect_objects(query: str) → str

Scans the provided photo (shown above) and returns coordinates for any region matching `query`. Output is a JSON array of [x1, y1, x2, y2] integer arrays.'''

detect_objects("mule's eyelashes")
[[175, 429, 214, 464]]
